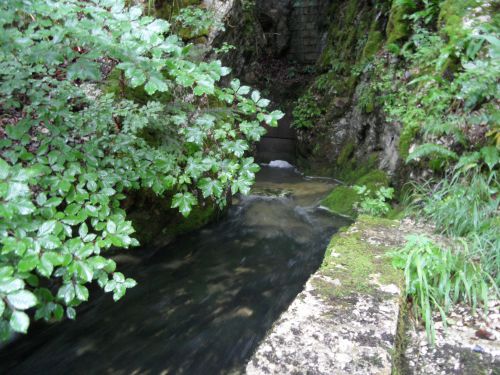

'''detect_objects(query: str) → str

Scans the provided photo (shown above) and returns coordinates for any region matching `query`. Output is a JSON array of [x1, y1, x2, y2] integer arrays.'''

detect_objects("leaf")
[[66, 307, 76, 320], [104, 280, 116, 293], [7, 290, 37, 310], [147, 19, 170, 33], [0, 300, 4, 316], [79, 223, 88, 239], [144, 72, 169, 95], [113, 285, 126, 301], [123, 278, 137, 288], [57, 284, 75, 305], [16, 200, 36, 215], [198, 178, 223, 198], [6, 182, 29, 201], [125, 67, 147, 87], [237, 85, 251, 96], [230, 79, 240, 91], [171, 192, 197, 217], [0, 159, 10, 179], [257, 99, 270, 108], [75, 261, 93, 283], [193, 76, 215, 96], [480, 146, 499, 170], [75, 284, 89, 301], [107, 220, 117, 234], [406, 143, 458, 163], [0, 278, 24, 294], [9, 311, 30, 333], [37, 220, 57, 237], [113, 272, 125, 283], [67, 59, 101, 81], [251, 90, 261, 102], [18, 255, 39, 272]]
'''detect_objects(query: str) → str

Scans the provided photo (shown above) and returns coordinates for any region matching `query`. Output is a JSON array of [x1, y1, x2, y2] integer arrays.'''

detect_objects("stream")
[[0, 165, 350, 375]]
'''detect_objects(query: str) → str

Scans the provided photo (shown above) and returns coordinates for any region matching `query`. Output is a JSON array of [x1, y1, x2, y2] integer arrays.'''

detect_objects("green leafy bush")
[[0, 0, 283, 340], [174, 5, 224, 39], [353, 185, 394, 216], [291, 91, 323, 129]]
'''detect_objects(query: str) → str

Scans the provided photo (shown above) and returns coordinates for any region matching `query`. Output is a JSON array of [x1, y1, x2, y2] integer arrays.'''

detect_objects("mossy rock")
[[153, 0, 202, 20], [317, 214, 402, 298], [386, 2, 411, 45], [356, 169, 389, 189], [320, 186, 359, 217], [398, 122, 419, 160], [320, 169, 390, 218], [336, 141, 355, 166], [361, 29, 383, 62]]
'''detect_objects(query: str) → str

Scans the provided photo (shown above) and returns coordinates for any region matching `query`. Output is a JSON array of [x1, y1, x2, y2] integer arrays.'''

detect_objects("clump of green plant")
[[214, 42, 236, 55], [390, 235, 493, 343], [174, 5, 224, 38], [0, 0, 283, 340], [353, 185, 394, 216], [291, 91, 323, 129], [408, 166, 499, 283]]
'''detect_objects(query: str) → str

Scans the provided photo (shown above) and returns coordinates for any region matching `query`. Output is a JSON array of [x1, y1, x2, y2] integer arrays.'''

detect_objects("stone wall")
[[287, 0, 329, 63]]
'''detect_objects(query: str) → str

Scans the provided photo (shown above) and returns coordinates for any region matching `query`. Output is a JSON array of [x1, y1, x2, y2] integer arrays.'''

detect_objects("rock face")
[[246, 216, 404, 374]]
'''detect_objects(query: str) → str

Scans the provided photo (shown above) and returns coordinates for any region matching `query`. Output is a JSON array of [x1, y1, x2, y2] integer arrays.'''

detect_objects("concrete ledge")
[[246, 216, 405, 374]]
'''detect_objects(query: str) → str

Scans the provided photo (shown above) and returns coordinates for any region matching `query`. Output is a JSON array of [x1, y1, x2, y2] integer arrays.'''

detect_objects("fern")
[[406, 143, 458, 163]]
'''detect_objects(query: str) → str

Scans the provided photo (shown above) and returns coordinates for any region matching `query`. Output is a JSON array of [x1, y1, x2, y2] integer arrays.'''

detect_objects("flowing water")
[[0, 165, 350, 375]]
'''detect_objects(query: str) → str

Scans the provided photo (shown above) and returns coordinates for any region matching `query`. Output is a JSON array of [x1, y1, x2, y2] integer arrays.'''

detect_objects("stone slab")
[[246, 216, 406, 374]]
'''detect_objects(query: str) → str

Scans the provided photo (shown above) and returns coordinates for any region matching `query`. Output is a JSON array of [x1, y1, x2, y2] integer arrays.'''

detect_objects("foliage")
[[356, 0, 500, 342], [408, 169, 499, 282], [0, 0, 283, 340], [353, 185, 394, 216], [291, 91, 323, 129], [174, 5, 224, 38], [405, 143, 458, 163], [214, 42, 236, 55], [390, 235, 492, 343]]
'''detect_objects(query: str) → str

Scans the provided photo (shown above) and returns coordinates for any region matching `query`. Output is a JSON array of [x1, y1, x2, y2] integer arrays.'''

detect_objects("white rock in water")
[[268, 160, 294, 168]]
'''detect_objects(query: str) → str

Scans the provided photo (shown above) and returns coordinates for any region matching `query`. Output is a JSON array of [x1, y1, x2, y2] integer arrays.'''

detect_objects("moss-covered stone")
[[320, 169, 390, 218], [153, 0, 202, 20], [386, 2, 411, 45], [336, 141, 355, 166], [361, 28, 383, 62], [320, 186, 359, 217], [398, 122, 419, 160], [317, 214, 402, 298], [356, 169, 389, 189]]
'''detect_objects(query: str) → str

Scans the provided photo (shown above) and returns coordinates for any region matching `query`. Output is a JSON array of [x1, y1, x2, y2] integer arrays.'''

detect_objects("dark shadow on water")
[[0, 167, 350, 375]]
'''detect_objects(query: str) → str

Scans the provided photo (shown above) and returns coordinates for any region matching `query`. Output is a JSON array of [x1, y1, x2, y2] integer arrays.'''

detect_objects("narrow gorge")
[[0, 0, 498, 374]]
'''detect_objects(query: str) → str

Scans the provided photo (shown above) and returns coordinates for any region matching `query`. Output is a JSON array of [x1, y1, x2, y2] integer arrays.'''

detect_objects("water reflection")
[[0, 166, 350, 375]]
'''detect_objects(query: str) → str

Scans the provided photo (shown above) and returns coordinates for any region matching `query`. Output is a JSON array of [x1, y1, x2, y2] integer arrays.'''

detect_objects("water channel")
[[0, 165, 350, 374]]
